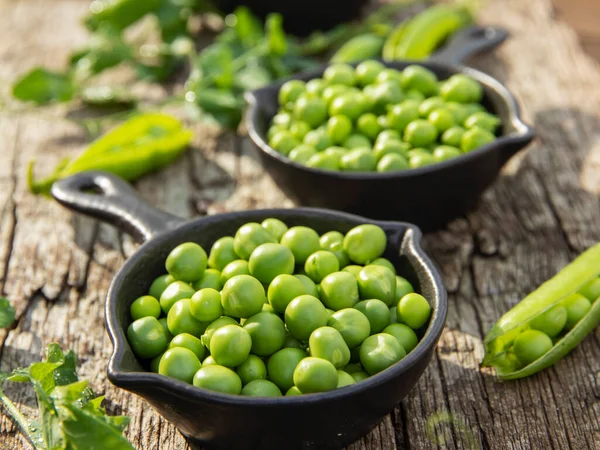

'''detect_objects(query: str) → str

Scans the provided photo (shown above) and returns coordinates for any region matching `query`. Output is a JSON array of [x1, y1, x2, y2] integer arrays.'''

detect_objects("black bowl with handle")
[[245, 26, 535, 230], [51, 171, 447, 450]]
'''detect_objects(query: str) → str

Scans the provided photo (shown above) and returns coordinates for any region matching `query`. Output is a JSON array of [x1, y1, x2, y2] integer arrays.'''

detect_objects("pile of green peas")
[[510, 276, 600, 368], [126, 219, 433, 397], [267, 60, 501, 172]]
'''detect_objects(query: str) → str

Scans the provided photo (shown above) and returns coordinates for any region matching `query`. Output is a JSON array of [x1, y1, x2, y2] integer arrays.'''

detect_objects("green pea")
[[320, 271, 359, 310], [389, 307, 398, 325], [307, 152, 340, 170], [342, 265, 363, 277], [289, 145, 317, 164], [441, 126, 466, 148], [241, 379, 282, 397], [166, 242, 207, 283], [530, 305, 567, 338], [354, 299, 390, 334], [281, 226, 321, 265], [190, 288, 223, 322], [285, 295, 330, 341], [267, 274, 306, 314], [221, 274, 265, 318], [320, 231, 351, 268], [273, 112, 293, 127], [210, 324, 252, 368], [294, 96, 328, 128], [150, 351, 165, 373], [440, 74, 483, 103], [306, 79, 328, 96], [433, 145, 462, 162], [294, 274, 320, 298], [387, 100, 420, 132], [356, 113, 382, 140], [149, 274, 174, 300], [357, 265, 396, 306], [169, 333, 206, 360], [308, 326, 351, 368], [208, 236, 238, 271], [130, 295, 161, 321], [337, 370, 356, 388], [261, 218, 288, 242], [397, 293, 431, 329], [324, 63, 356, 86], [167, 299, 209, 337], [578, 276, 600, 302], [373, 140, 410, 162], [383, 323, 418, 353], [201, 316, 238, 351], [461, 127, 496, 152], [267, 348, 307, 391], [282, 331, 304, 349], [249, 243, 294, 285], [405, 89, 426, 102], [293, 357, 338, 393], [403, 119, 438, 148], [279, 80, 306, 106], [236, 354, 267, 385], [327, 115, 353, 144], [323, 85, 349, 105], [360, 333, 405, 375], [329, 92, 364, 121], [290, 121, 311, 141], [327, 308, 371, 348], [561, 293, 592, 329], [269, 131, 299, 155], [400, 65, 438, 96], [158, 347, 201, 384], [192, 268, 223, 291], [464, 111, 500, 133], [286, 386, 302, 396], [344, 133, 372, 149], [304, 129, 333, 151], [343, 224, 387, 265], [158, 317, 173, 342], [513, 329, 553, 366], [409, 152, 436, 168], [418, 97, 445, 118], [234, 222, 277, 260], [395, 276, 414, 302], [343, 363, 362, 374], [375, 129, 401, 145], [219, 260, 250, 286], [368, 257, 396, 275], [305, 250, 340, 283], [201, 355, 217, 366], [340, 148, 377, 172], [428, 108, 455, 133], [127, 316, 168, 359], [243, 312, 286, 357], [324, 147, 347, 166], [262, 303, 276, 314], [351, 371, 369, 382], [369, 81, 404, 114], [356, 60, 385, 86], [375, 69, 403, 86], [193, 365, 242, 395]]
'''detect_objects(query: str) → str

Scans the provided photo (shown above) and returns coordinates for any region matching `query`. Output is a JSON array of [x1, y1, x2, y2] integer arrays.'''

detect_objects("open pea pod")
[[482, 242, 600, 380]]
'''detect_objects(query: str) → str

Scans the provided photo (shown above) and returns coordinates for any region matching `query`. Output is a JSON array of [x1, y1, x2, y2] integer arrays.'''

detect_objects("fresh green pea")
[[281, 226, 321, 265], [530, 305, 567, 337], [130, 295, 161, 321], [305, 250, 340, 283], [389, 307, 398, 325], [262, 303, 276, 314], [290, 121, 311, 141], [368, 257, 396, 275], [395, 276, 414, 302], [210, 324, 252, 368], [369, 81, 404, 114], [150, 351, 165, 373], [166, 242, 207, 283], [387, 100, 420, 132], [320, 271, 359, 310], [405, 89, 426, 102], [192, 268, 223, 291], [304, 129, 333, 151], [201, 316, 238, 351], [267, 348, 307, 391], [233, 222, 277, 260], [464, 111, 500, 133], [294, 96, 328, 128], [149, 274, 174, 300], [169, 333, 206, 360], [440, 74, 483, 103], [397, 293, 431, 329], [340, 148, 377, 172], [158, 347, 201, 384], [202, 355, 216, 365], [158, 317, 173, 342], [193, 365, 242, 395], [373, 140, 410, 162], [513, 329, 553, 366], [409, 152, 436, 168], [127, 316, 168, 359], [269, 131, 299, 155], [167, 299, 209, 337], [307, 152, 340, 170], [241, 379, 282, 397], [343, 363, 363, 374], [336, 370, 356, 388], [383, 323, 418, 353], [286, 386, 302, 396], [329, 92, 364, 121], [433, 145, 462, 162], [324, 63, 356, 86], [282, 331, 304, 349], [356, 113, 382, 140], [294, 274, 320, 298], [360, 333, 405, 375], [268, 274, 306, 313], [306, 79, 328, 96], [285, 295, 330, 341], [461, 127, 496, 152], [441, 126, 466, 148], [272, 112, 293, 127], [400, 65, 438, 96], [375, 69, 403, 86], [219, 260, 250, 286], [355, 299, 390, 334], [428, 108, 455, 133], [309, 326, 351, 368], [356, 60, 385, 86], [243, 312, 286, 357], [221, 274, 266, 319], [562, 293, 592, 329], [249, 243, 294, 285], [403, 119, 438, 148], [352, 371, 369, 382], [342, 265, 363, 277], [208, 236, 238, 271], [418, 97, 445, 118], [324, 147, 347, 166], [327, 308, 371, 348], [578, 276, 600, 302], [357, 265, 396, 306], [293, 357, 338, 393], [344, 133, 372, 149], [375, 130, 401, 145], [190, 288, 223, 322], [323, 85, 350, 105], [261, 218, 288, 242], [327, 115, 353, 144], [343, 224, 387, 265], [289, 145, 317, 164], [279, 80, 306, 106], [320, 231, 350, 268], [236, 354, 267, 385]]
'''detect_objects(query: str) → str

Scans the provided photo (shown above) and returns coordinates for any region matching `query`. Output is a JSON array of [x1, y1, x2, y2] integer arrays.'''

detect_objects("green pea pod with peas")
[[27, 113, 193, 195], [482, 242, 600, 380]]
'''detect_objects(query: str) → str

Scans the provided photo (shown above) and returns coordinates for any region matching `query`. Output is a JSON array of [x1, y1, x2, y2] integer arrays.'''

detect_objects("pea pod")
[[330, 34, 385, 63], [482, 242, 600, 379], [382, 21, 409, 61]]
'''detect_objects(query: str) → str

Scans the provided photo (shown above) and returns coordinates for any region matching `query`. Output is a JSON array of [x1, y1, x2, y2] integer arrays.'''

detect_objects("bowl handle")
[[429, 26, 508, 65], [51, 171, 185, 242]]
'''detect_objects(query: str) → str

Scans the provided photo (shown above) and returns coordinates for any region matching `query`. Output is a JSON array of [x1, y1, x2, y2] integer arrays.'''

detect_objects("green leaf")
[[195, 88, 243, 129], [29, 362, 63, 395], [85, 0, 163, 31], [230, 6, 263, 48], [0, 297, 15, 328], [12, 68, 74, 105], [51, 381, 90, 405], [233, 64, 272, 91], [265, 14, 287, 56]]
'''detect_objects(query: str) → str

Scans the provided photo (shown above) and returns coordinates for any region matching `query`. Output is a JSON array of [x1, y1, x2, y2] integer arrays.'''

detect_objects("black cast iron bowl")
[[51, 171, 447, 450], [245, 26, 536, 230]]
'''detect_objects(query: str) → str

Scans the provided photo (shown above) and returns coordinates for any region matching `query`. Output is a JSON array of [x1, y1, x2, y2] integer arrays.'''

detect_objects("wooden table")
[[1, 0, 599, 448]]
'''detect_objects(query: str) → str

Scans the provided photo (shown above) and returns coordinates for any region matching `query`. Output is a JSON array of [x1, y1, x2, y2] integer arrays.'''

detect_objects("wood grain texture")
[[1, 0, 599, 449]]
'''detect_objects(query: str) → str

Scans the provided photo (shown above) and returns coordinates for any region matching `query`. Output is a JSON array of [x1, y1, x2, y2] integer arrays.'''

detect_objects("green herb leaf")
[[195, 88, 243, 129], [12, 68, 74, 105], [85, 0, 163, 31], [0, 297, 15, 328], [265, 14, 287, 56], [231, 6, 264, 48]]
